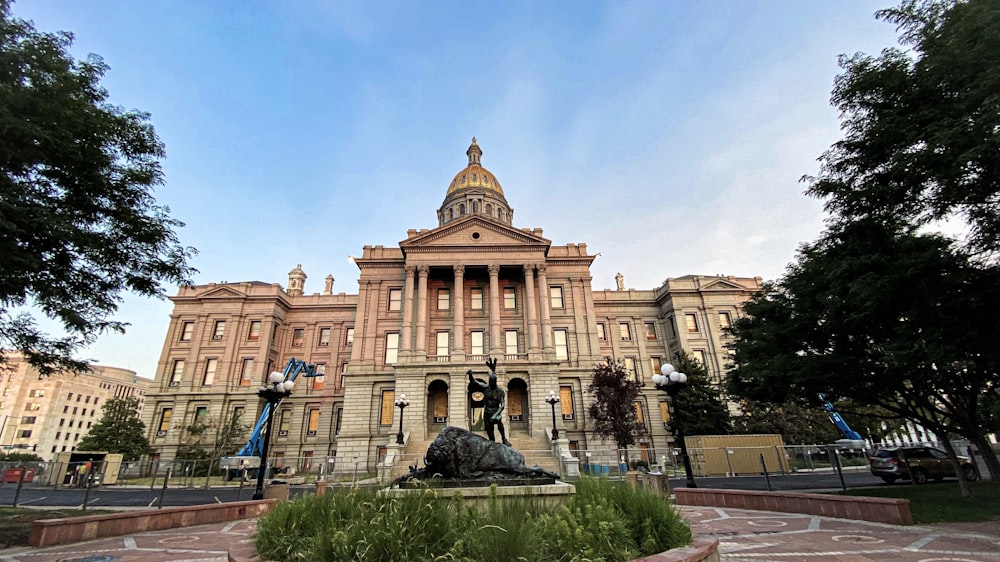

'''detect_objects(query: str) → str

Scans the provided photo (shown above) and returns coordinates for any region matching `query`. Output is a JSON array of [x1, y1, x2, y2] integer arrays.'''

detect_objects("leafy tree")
[[213, 409, 249, 458], [726, 220, 1000, 495], [0, 2, 196, 375], [732, 401, 840, 445], [668, 351, 732, 437], [588, 357, 645, 460], [76, 396, 151, 462], [805, 0, 1000, 258]]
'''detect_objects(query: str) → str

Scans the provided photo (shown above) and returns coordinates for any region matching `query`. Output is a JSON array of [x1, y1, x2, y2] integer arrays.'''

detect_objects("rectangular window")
[[619, 322, 632, 341], [19, 430, 32, 438], [437, 288, 450, 310], [194, 406, 208, 422], [345, 327, 354, 346], [158, 408, 173, 433], [22, 416, 36, 424], [625, 357, 639, 382], [247, 320, 261, 341], [685, 314, 699, 333], [470, 288, 484, 310], [634, 401, 645, 424], [232, 406, 244, 425], [313, 363, 325, 390], [719, 312, 732, 330], [380, 390, 395, 425], [303, 451, 314, 472], [644, 322, 657, 341], [560, 386, 575, 420], [28, 389, 45, 397], [659, 402, 670, 426], [503, 287, 516, 309], [554, 329, 569, 360], [550, 286, 564, 308], [318, 327, 331, 346], [388, 288, 402, 311], [180, 321, 194, 342], [650, 356, 663, 377], [340, 363, 348, 389], [597, 322, 607, 341], [335, 408, 343, 435], [291, 328, 304, 347], [169, 360, 185, 386], [694, 349, 708, 365], [202, 358, 218, 386], [212, 320, 226, 340], [505, 330, 519, 356], [239, 358, 255, 386], [278, 409, 290, 436], [307, 408, 320, 435], [385, 333, 400, 364], [436, 331, 449, 357], [471, 331, 485, 356]]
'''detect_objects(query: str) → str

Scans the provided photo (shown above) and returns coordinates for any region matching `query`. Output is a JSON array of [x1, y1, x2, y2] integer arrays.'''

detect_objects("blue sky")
[[13, 1, 902, 376]]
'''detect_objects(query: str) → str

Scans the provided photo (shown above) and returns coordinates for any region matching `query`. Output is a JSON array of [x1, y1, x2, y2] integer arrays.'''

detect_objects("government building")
[[140, 139, 762, 476]]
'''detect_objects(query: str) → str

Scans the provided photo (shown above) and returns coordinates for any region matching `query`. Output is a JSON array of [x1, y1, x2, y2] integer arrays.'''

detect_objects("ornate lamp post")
[[652, 363, 697, 488], [544, 390, 560, 439], [395, 393, 410, 445], [252, 371, 294, 500]]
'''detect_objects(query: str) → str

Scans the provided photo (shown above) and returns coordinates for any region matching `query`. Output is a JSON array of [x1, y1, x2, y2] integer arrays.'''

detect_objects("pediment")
[[199, 286, 246, 299], [699, 279, 747, 291], [400, 216, 550, 250]]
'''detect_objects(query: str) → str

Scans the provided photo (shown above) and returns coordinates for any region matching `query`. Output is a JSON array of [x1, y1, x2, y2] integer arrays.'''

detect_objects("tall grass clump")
[[255, 477, 691, 562]]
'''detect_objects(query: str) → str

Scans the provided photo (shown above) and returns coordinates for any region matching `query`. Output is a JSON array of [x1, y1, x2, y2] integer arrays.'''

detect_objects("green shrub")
[[255, 478, 691, 562]]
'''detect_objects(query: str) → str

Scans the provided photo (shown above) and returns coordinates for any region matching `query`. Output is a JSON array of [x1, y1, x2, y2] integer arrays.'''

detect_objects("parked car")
[[869, 446, 978, 484]]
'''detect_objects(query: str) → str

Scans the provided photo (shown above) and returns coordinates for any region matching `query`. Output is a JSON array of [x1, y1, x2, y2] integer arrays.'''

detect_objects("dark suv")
[[869, 446, 978, 484]]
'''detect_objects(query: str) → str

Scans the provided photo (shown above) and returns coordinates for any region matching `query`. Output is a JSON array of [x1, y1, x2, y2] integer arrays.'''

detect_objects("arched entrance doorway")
[[427, 379, 449, 435], [507, 377, 528, 436]]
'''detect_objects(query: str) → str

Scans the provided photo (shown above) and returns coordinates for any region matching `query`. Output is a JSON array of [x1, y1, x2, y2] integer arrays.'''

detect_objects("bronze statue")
[[467, 357, 510, 446]]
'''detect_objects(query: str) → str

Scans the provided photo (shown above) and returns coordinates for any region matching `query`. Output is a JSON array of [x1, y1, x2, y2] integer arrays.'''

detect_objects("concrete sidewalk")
[[1, 506, 998, 562]]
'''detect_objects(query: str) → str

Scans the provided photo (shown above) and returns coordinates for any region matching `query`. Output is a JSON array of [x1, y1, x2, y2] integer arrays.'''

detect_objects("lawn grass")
[[0, 507, 121, 549], [835, 482, 1000, 524]]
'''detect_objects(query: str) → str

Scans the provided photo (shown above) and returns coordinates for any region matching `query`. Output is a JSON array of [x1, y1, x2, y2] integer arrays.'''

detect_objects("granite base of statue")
[[393, 426, 560, 488]]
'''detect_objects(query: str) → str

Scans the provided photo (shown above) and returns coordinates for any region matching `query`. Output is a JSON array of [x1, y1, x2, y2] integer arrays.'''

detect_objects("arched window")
[[447, 208, 453, 221], [459, 203, 466, 215], [428, 380, 449, 424], [472, 200, 480, 213], [486, 203, 493, 216]]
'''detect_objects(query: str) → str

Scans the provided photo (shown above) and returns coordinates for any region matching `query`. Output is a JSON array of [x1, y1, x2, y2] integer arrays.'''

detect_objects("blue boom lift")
[[818, 393, 865, 448], [220, 358, 317, 478]]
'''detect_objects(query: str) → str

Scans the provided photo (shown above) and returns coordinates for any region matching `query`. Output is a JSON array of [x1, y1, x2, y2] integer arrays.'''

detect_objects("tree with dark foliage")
[[805, 0, 1000, 258], [0, 2, 196, 375], [588, 357, 645, 460], [76, 397, 151, 462], [668, 351, 732, 437]]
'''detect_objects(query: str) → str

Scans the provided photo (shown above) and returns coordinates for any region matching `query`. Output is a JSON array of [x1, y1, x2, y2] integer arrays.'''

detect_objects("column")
[[582, 275, 601, 360], [488, 264, 501, 355], [536, 263, 553, 351], [452, 264, 465, 361], [523, 264, 540, 352], [400, 266, 416, 355], [415, 265, 429, 358]]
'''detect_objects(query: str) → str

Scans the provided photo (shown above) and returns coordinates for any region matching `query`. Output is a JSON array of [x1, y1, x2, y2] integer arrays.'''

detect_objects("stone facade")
[[140, 140, 762, 473]]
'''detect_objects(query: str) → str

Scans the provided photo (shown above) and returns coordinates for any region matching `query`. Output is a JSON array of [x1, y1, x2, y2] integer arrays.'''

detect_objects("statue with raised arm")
[[467, 357, 510, 446]]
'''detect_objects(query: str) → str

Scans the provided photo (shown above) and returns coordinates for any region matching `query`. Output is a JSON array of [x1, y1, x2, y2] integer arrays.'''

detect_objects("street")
[[0, 467, 908, 508]]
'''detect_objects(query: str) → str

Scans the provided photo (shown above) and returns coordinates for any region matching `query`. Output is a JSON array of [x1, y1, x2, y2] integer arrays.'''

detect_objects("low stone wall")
[[674, 488, 913, 525], [631, 538, 720, 562], [30, 499, 277, 547]]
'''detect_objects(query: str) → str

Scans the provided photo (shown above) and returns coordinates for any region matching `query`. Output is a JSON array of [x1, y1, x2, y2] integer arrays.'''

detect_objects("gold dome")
[[446, 137, 505, 197]]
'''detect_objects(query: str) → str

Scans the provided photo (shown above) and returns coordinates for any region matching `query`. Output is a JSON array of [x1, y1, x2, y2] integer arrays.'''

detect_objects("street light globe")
[[268, 371, 284, 384], [652, 373, 665, 386], [660, 363, 675, 377], [281, 380, 294, 392]]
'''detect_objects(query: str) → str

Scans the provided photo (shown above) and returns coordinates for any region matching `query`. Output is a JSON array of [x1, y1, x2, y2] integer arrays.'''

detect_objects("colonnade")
[[398, 263, 555, 360]]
